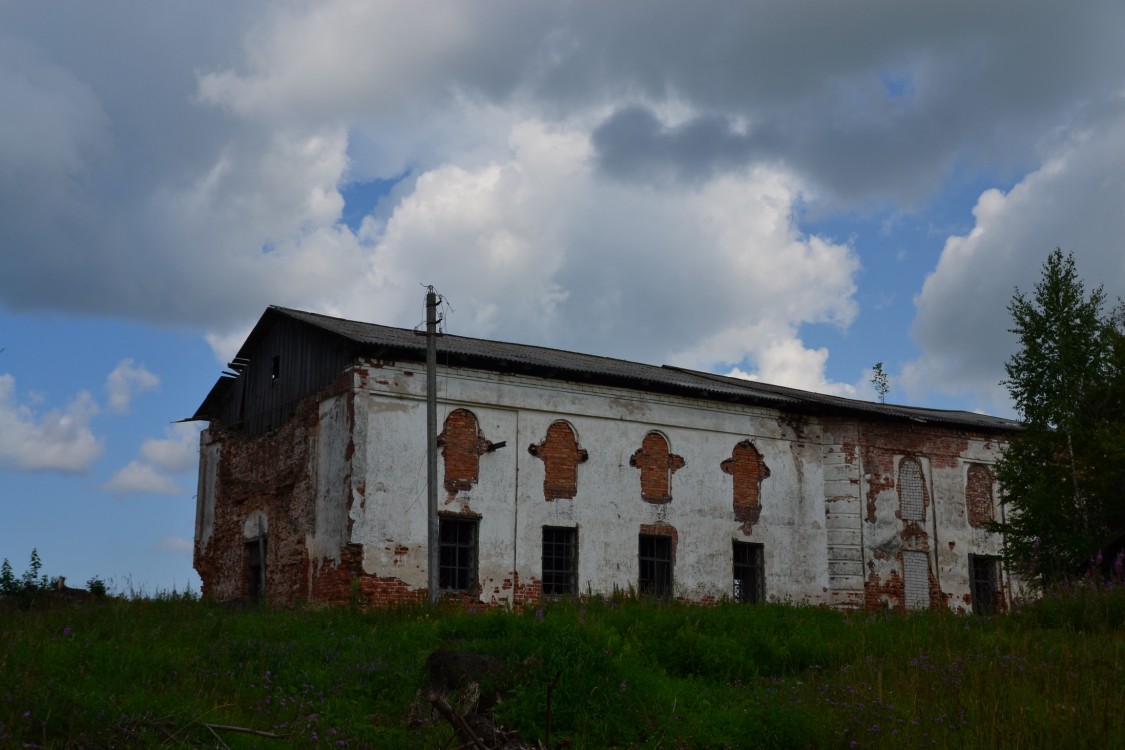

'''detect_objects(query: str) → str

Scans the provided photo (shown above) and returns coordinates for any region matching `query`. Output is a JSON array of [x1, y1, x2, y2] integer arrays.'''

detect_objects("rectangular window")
[[638, 534, 673, 597], [245, 536, 266, 601], [439, 517, 478, 592], [903, 550, 931, 610], [970, 555, 1001, 615], [542, 526, 578, 596], [733, 541, 765, 603]]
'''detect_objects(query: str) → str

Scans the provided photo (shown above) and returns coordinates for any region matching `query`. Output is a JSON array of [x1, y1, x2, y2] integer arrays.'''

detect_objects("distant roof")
[[197, 305, 1020, 432]]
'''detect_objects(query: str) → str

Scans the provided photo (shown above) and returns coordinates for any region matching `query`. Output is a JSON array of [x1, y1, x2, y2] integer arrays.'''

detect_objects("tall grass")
[[2, 590, 1123, 748]]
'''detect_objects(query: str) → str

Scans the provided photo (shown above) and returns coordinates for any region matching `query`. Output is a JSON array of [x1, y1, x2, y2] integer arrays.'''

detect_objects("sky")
[[3, 0, 1125, 594]]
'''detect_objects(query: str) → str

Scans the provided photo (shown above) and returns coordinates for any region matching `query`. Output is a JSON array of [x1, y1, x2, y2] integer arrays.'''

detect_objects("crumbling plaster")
[[344, 360, 834, 606], [196, 357, 1017, 611]]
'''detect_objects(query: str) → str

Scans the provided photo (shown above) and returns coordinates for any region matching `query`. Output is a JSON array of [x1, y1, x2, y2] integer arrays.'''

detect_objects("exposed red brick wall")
[[863, 557, 948, 612], [629, 432, 685, 503], [850, 421, 1006, 613], [857, 423, 969, 522], [309, 543, 426, 607], [865, 567, 904, 610], [721, 440, 771, 533], [528, 420, 588, 500], [438, 408, 492, 498], [965, 464, 995, 528], [195, 392, 323, 604], [496, 572, 544, 607]]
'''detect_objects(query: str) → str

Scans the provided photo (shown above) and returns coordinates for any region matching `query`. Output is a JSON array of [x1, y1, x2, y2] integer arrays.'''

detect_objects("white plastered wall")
[[343, 361, 831, 605]]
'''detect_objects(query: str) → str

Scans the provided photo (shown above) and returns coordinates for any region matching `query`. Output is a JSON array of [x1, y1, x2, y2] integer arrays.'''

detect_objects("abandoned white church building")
[[192, 306, 1021, 613]]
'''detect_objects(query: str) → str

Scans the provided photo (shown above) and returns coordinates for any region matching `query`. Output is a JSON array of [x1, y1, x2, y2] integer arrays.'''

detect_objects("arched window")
[[898, 457, 926, 522]]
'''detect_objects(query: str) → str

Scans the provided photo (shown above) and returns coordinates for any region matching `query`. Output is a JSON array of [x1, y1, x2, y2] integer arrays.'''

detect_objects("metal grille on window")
[[970, 555, 1000, 615], [638, 534, 673, 597], [899, 457, 925, 522], [733, 541, 765, 603], [439, 517, 478, 592], [542, 527, 578, 596]]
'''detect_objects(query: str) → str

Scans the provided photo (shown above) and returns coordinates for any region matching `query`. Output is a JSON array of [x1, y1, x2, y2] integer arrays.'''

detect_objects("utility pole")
[[425, 287, 441, 605]]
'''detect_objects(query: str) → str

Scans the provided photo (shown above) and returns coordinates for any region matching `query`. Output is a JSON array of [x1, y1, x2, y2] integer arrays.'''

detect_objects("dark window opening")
[[271, 355, 280, 382], [439, 517, 479, 592], [733, 541, 765, 603], [542, 526, 578, 596], [246, 537, 266, 601], [970, 555, 1001, 615], [639, 534, 673, 597]]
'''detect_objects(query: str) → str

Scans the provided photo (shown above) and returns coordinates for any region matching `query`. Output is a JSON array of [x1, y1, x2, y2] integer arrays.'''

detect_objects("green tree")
[[994, 249, 1125, 582], [871, 362, 890, 403]]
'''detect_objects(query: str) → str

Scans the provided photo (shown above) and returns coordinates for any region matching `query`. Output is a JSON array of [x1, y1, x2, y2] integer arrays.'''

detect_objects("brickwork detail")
[[965, 464, 994, 528], [902, 550, 930, 609], [496, 571, 544, 607], [629, 432, 685, 504], [864, 567, 904, 610], [438, 408, 491, 498], [898, 457, 926, 522], [865, 554, 949, 612], [721, 440, 771, 533], [310, 543, 426, 608], [195, 392, 322, 604], [528, 421, 589, 500]]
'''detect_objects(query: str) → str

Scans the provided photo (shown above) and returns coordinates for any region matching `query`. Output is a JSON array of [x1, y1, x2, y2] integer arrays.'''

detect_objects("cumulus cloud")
[[104, 359, 160, 413], [2, 0, 1123, 331], [0, 374, 103, 472], [140, 423, 203, 473], [103, 460, 184, 496], [152, 536, 194, 553], [905, 103, 1125, 412], [3, 0, 1125, 408], [728, 343, 855, 399], [326, 122, 859, 389], [104, 423, 202, 496]]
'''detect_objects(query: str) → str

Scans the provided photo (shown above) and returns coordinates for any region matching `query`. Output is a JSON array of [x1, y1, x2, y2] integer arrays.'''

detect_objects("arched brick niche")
[[527, 420, 589, 500], [438, 408, 491, 497], [721, 440, 771, 533], [629, 431, 684, 504]]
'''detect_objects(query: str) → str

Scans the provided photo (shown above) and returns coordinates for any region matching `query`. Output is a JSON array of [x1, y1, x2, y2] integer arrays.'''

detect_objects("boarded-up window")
[[965, 465, 995, 528], [903, 550, 931, 609], [898, 457, 926, 522]]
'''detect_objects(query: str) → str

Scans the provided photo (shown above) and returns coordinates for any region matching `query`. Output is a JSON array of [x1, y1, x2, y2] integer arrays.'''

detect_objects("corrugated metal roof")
[[203, 305, 1019, 432]]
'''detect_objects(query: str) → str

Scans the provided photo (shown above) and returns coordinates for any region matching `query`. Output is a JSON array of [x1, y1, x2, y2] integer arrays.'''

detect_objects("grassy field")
[[2, 586, 1124, 749]]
